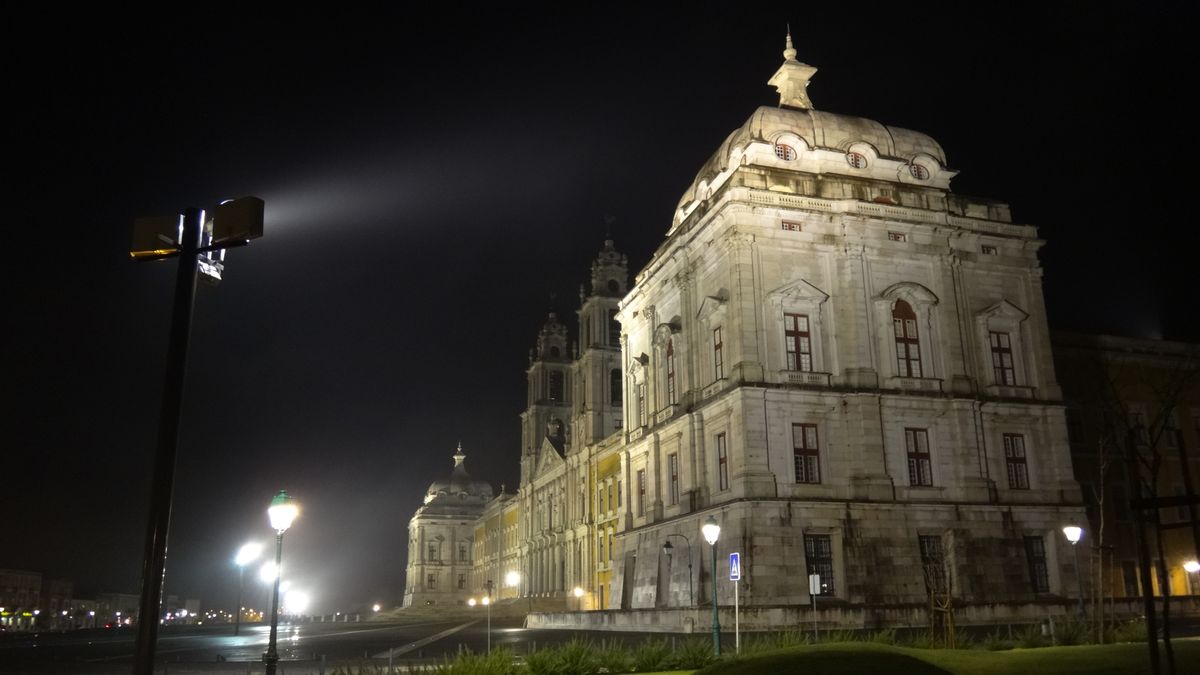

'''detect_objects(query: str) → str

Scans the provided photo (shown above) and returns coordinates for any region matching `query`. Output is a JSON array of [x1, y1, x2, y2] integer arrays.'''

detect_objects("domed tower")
[[571, 239, 628, 446], [403, 444, 494, 608], [520, 312, 573, 485]]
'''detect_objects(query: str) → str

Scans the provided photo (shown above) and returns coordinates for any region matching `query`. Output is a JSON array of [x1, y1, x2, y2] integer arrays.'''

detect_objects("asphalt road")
[[0, 617, 669, 673]]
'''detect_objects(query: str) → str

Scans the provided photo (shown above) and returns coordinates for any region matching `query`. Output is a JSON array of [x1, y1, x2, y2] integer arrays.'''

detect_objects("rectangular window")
[[784, 313, 813, 372], [989, 332, 1016, 385], [892, 301, 922, 378], [458, 542, 468, 561], [617, 480, 622, 507], [906, 428, 933, 486], [428, 542, 438, 561], [1004, 434, 1029, 489], [804, 534, 835, 595], [713, 327, 724, 381], [611, 369, 622, 405], [457, 574, 466, 590], [1121, 560, 1140, 597], [1024, 536, 1050, 593], [668, 453, 680, 505], [781, 220, 802, 232], [548, 370, 565, 401], [981, 245, 997, 255], [608, 531, 614, 562], [888, 231, 907, 242], [636, 469, 646, 517], [608, 309, 620, 345], [716, 432, 729, 491], [426, 573, 437, 590], [637, 382, 647, 426], [599, 486, 605, 514], [918, 535, 946, 593], [666, 340, 677, 405], [793, 423, 821, 484], [608, 483, 615, 514]]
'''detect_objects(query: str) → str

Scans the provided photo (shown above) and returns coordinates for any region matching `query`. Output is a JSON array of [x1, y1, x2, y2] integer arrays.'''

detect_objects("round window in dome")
[[607, 279, 619, 294], [846, 152, 868, 169], [774, 144, 797, 161], [908, 164, 930, 180]]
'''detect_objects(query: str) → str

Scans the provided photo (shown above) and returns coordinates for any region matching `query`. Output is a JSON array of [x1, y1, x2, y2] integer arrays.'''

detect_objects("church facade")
[[403, 37, 1088, 626]]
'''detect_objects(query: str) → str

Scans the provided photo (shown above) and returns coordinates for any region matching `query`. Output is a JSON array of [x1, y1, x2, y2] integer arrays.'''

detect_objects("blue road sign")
[[729, 552, 741, 580]]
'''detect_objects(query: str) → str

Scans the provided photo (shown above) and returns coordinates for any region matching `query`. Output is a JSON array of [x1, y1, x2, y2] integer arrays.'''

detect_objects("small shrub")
[[433, 648, 520, 675], [1054, 616, 1089, 646], [526, 639, 597, 675], [980, 629, 1013, 651], [1015, 623, 1045, 649], [631, 637, 671, 672], [594, 638, 632, 673], [904, 629, 939, 649], [1111, 618, 1148, 643], [669, 637, 718, 669], [869, 628, 897, 645], [951, 631, 975, 650]]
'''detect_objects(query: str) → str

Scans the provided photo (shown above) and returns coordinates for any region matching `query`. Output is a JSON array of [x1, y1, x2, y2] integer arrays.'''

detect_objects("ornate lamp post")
[[701, 515, 722, 656], [662, 535, 694, 606], [264, 491, 299, 675], [483, 580, 494, 654], [1184, 560, 1200, 595], [1063, 525, 1085, 616], [234, 542, 263, 636]]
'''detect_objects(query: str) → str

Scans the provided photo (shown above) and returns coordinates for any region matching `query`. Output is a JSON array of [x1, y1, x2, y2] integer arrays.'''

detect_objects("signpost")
[[809, 573, 821, 640], [729, 552, 741, 653]]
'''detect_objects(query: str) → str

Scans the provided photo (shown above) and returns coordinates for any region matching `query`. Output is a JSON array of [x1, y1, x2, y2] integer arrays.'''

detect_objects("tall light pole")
[[264, 491, 299, 675], [1063, 525, 1085, 617], [234, 543, 263, 636], [662, 535, 694, 606], [701, 515, 722, 656], [129, 197, 264, 675], [483, 580, 494, 654], [1184, 561, 1199, 595]]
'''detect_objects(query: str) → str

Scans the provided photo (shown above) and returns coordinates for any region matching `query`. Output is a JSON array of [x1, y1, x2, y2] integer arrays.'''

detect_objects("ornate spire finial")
[[767, 28, 817, 110], [453, 442, 465, 466]]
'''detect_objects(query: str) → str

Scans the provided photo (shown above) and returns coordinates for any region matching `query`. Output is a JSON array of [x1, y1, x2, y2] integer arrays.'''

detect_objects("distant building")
[[1053, 332, 1200, 598], [402, 444, 494, 607], [0, 569, 42, 631]]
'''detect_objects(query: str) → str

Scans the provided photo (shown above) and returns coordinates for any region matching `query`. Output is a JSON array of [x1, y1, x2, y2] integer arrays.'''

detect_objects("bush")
[[1054, 616, 1090, 646], [980, 628, 1013, 651], [525, 639, 597, 675], [594, 638, 633, 673], [669, 637, 718, 669], [1015, 623, 1046, 649], [1111, 618, 1147, 643], [816, 628, 860, 644], [904, 629, 939, 649], [631, 637, 672, 672]]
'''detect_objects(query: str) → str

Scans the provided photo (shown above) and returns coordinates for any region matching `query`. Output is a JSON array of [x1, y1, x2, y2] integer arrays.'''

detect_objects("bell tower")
[[520, 311, 573, 485], [571, 239, 628, 446]]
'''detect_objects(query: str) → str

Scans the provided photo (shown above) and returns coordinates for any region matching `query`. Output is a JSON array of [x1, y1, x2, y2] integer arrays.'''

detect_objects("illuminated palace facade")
[[406, 38, 1090, 626]]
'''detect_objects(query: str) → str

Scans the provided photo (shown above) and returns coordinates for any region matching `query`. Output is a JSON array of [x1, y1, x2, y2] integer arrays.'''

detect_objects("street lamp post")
[[662, 535, 694, 606], [701, 515, 722, 656], [573, 586, 584, 611], [129, 197, 264, 675], [234, 542, 263, 636], [1063, 526, 1085, 617], [483, 580, 494, 654], [264, 491, 299, 675]]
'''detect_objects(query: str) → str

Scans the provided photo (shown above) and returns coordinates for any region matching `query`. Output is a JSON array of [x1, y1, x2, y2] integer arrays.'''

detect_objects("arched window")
[[607, 309, 621, 345], [892, 300, 922, 377], [610, 369, 622, 405]]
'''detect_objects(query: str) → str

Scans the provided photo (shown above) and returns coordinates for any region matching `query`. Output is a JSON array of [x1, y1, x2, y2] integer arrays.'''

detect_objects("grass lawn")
[[696, 641, 1200, 675]]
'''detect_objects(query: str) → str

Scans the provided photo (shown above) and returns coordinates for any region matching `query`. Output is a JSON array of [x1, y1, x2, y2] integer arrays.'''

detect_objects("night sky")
[[6, 4, 1196, 614]]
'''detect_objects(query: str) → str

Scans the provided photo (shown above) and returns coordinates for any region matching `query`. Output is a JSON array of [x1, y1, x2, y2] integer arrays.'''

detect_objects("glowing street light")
[[1062, 525, 1085, 616], [130, 197, 265, 675], [264, 490, 299, 675], [1185, 560, 1200, 594], [234, 542, 263, 636], [702, 515, 722, 656], [259, 561, 279, 583], [373, 603, 381, 613]]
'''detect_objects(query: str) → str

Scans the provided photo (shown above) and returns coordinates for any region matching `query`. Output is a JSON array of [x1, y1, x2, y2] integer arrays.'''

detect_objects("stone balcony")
[[781, 370, 832, 387], [887, 376, 944, 393], [986, 384, 1035, 399]]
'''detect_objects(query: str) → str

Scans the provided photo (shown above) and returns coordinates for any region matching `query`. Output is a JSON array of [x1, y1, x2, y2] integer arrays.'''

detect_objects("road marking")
[[373, 620, 478, 659]]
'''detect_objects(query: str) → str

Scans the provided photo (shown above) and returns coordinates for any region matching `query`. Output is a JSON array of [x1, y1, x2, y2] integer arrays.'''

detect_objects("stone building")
[[405, 36, 1093, 628], [402, 444, 493, 607]]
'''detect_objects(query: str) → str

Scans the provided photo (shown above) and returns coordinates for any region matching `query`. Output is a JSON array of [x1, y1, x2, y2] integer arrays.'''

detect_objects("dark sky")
[[5, 3, 1196, 613]]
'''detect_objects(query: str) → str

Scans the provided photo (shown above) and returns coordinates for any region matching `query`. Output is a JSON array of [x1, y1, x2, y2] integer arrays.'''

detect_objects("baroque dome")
[[423, 443, 494, 505], [671, 34, 954, 231]]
